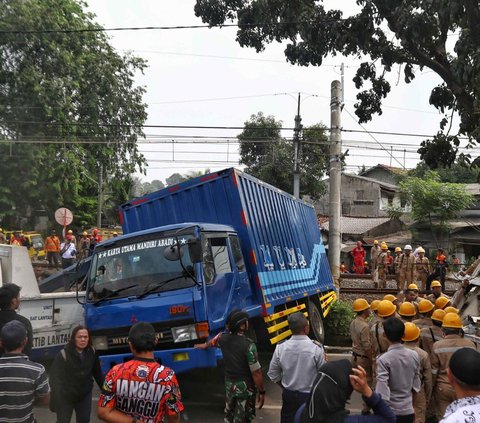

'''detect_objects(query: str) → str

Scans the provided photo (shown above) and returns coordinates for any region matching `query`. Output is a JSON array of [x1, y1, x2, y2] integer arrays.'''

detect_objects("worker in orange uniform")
[[351, 241, 366, 274], [428, 249, 448, 291], [431, 313, 477, 420], [44, 229, 61, 268], [402, 323, 433, 423]]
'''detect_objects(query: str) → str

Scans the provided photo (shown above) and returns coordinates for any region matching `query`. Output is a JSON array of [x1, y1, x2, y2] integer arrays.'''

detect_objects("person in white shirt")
[[268, 312, 326, 423], [440, 348, 480, 423], [60, 234, 77, 269]]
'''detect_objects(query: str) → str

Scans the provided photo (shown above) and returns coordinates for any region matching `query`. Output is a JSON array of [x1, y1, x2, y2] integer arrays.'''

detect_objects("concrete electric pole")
[[328, 80, 343, 285], [293, 92, 302, 198]]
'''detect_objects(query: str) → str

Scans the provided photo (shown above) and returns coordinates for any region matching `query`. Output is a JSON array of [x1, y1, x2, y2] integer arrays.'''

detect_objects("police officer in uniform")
[[398, 245, 417, 291], [431, 313, 477, 420], [402, 323, 433, 423], [415, 248, 431, 292], [350, 298, 373, 413]]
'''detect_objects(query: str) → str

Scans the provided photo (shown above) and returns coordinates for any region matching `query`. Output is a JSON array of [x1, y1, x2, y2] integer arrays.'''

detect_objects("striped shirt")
[[0, 354, 50, 423]]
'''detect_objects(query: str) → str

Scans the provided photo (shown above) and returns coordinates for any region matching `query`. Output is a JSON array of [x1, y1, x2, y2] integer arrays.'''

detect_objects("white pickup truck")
[[0, 244, 84, 360]]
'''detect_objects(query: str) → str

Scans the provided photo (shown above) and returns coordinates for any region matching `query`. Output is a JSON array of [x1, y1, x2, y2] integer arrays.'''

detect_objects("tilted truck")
[[83, 168, 336, 373]]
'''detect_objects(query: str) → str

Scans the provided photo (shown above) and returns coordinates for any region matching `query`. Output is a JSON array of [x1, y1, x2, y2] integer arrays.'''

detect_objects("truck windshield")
[[87, 235, 196, 302]]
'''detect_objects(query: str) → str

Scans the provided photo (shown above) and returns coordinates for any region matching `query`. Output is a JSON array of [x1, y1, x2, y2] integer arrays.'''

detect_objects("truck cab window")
[[202, 236, 232, 283], [229, 235, 246, 272]]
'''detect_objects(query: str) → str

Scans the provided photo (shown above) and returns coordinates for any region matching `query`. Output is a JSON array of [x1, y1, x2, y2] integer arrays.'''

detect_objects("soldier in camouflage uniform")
[[196, 310, 265, 423]]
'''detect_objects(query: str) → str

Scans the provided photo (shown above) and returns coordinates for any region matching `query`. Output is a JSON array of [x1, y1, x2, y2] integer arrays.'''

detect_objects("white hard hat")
[[404, 244, 412, 250]]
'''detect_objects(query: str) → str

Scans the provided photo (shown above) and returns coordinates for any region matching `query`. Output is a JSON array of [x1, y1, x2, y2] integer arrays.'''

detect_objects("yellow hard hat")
[[383, 294, 397, 303], [82, 231, 88, 236], [364, 261, 368, 265], [0, 228, 3, 232], [374, 240, 379, 245], [407, 283, 419, 291], [399, 302, 416, 317], [402, 322, 420, 342], [418, 299, 435, 314], [381, 242, 388, 250], [431, 309, 446, 322], [395, 247, 402, 253], [353, 298, 370, 312], [430, 280, 442, 288], [67, 229, 73, 234], [417, 247, 425, 254], [377, 300, 396, 318], [435, 297, 450, 310], [442, 312, 462, 329], [370, 300, 381, 312], [444, 306, 459, 314], [113, 231, 118, 235]]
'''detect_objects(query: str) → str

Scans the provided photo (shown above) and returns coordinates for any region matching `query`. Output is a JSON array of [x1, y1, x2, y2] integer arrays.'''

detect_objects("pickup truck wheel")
[[308, 301, 325, 344]]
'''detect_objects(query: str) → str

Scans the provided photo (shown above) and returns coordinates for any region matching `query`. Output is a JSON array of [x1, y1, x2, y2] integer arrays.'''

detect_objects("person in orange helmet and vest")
[[44, 230, 61, 268]]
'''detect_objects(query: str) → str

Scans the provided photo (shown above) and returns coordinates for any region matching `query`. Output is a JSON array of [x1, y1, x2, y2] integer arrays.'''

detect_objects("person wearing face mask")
[[49, 325, 104, 423]]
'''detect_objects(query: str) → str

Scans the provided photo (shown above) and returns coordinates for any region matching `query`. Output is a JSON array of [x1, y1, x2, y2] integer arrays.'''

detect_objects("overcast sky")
[[86, 1, 461, 183]]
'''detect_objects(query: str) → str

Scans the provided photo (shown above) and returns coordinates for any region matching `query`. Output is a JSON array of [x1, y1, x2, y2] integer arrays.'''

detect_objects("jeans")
[[56, 391, 92, 423], [281, 389, 310, 423]]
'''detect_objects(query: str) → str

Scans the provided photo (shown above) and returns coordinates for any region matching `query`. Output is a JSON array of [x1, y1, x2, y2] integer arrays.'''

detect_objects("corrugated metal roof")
[[321, 216, 391, 234]]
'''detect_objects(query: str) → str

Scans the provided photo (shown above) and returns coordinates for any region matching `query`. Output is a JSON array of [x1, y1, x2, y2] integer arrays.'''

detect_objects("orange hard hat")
[[383, 294, 397, 303], [442, 312, 462, 329], [93, 228, 98, 234], [444, 306, 459, 314], [402, 322, 420, 342], [353, 298, 370, 312], [418, 299, 435, 314], [435, 297, 450, 310], [399, 302, 416, 317], [431, 309, 446, 323], [377, 300, 396, 318], [370, 300, 381, 312]]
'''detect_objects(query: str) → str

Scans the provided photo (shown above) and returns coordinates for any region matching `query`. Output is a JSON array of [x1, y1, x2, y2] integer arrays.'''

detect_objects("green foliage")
[[411, 161, 480, 183], [399, 171, 474, 227], [195, 1, 480, 162], [0, 0, 147, 227], [166, 173, 187, 187], [237, 112, 329, 200], [324, 300, 355, 340], [385, 204, 404, 220]]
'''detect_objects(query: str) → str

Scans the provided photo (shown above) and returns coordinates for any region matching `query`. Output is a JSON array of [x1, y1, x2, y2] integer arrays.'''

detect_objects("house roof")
[[321, 216, 391, 235], [359, 164, 407, 176], [343, 173, 399, 191]]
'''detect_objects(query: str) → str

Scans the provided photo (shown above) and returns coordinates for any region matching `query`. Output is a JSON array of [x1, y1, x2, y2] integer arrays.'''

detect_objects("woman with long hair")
[[49, 325, 104, 423]]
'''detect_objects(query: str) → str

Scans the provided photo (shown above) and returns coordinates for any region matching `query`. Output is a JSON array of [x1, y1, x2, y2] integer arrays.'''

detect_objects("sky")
[[86, 0, 461, 183]]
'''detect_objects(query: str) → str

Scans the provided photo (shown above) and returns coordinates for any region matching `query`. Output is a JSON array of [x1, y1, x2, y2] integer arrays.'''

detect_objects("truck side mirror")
[[164, 245, 184, 261], [188, 239, 202, 263]]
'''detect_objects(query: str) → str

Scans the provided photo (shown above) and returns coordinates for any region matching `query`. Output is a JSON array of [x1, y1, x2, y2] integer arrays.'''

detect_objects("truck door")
[[203, 234, 253, 330]]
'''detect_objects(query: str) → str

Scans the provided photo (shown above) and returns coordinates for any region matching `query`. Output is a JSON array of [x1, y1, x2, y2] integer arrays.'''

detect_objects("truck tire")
[[308, 300, 325, 344]]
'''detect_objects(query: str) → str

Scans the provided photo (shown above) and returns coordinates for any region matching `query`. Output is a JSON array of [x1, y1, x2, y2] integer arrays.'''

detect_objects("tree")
[[399, 171, 474, 244], [166, 173, 187, 186], [0, 0, 147, 228], [195, 1, 480, 164], [183, 169, 211, 180], [411, 161, 480, 183], [237, 112, 329, 199]]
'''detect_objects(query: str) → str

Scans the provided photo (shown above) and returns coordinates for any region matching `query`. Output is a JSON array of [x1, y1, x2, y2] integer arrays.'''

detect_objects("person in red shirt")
[[351, 241, 366, 274], [98, 322, 184, 423]]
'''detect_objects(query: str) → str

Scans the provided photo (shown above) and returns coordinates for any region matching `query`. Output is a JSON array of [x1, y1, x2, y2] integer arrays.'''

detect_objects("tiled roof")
[[321, 216, 391, 235]]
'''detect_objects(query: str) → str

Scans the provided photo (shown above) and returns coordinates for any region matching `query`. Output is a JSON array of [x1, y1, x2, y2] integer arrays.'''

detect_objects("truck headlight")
[[92, 336, 108, 350], [171, 325, 198, 343]]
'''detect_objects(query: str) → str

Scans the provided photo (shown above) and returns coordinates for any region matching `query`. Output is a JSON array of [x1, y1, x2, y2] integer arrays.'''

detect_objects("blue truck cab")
[[84, 168, 336, 374]]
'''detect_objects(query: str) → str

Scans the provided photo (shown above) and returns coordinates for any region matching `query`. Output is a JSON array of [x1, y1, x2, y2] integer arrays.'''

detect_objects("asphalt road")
[[34, 353, 362, 422]]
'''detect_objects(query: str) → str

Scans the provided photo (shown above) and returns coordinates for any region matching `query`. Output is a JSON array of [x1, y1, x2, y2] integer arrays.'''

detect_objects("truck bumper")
[[99, 346, 221, 375]]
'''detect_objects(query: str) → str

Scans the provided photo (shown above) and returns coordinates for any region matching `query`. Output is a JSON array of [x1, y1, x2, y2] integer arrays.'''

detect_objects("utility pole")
[[293, 92, 302, 198], [97, 163, 103, 228], [328, 80, 343, 286]]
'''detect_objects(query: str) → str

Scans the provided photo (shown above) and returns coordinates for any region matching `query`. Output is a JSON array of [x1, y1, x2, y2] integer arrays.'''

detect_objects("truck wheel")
[[308, 301, 325, 344]]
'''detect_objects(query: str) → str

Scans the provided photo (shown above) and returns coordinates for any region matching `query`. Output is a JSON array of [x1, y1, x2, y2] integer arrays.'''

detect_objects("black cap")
[[0, 320, 27, 346], [128, 322, 156, 344], [449, 347, 480, 386]]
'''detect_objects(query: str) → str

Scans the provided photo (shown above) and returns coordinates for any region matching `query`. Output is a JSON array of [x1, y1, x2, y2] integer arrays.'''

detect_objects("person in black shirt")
[[196, 309, 266, 422], [49, 325, 104, 423], [0, 283, 33, 357]]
